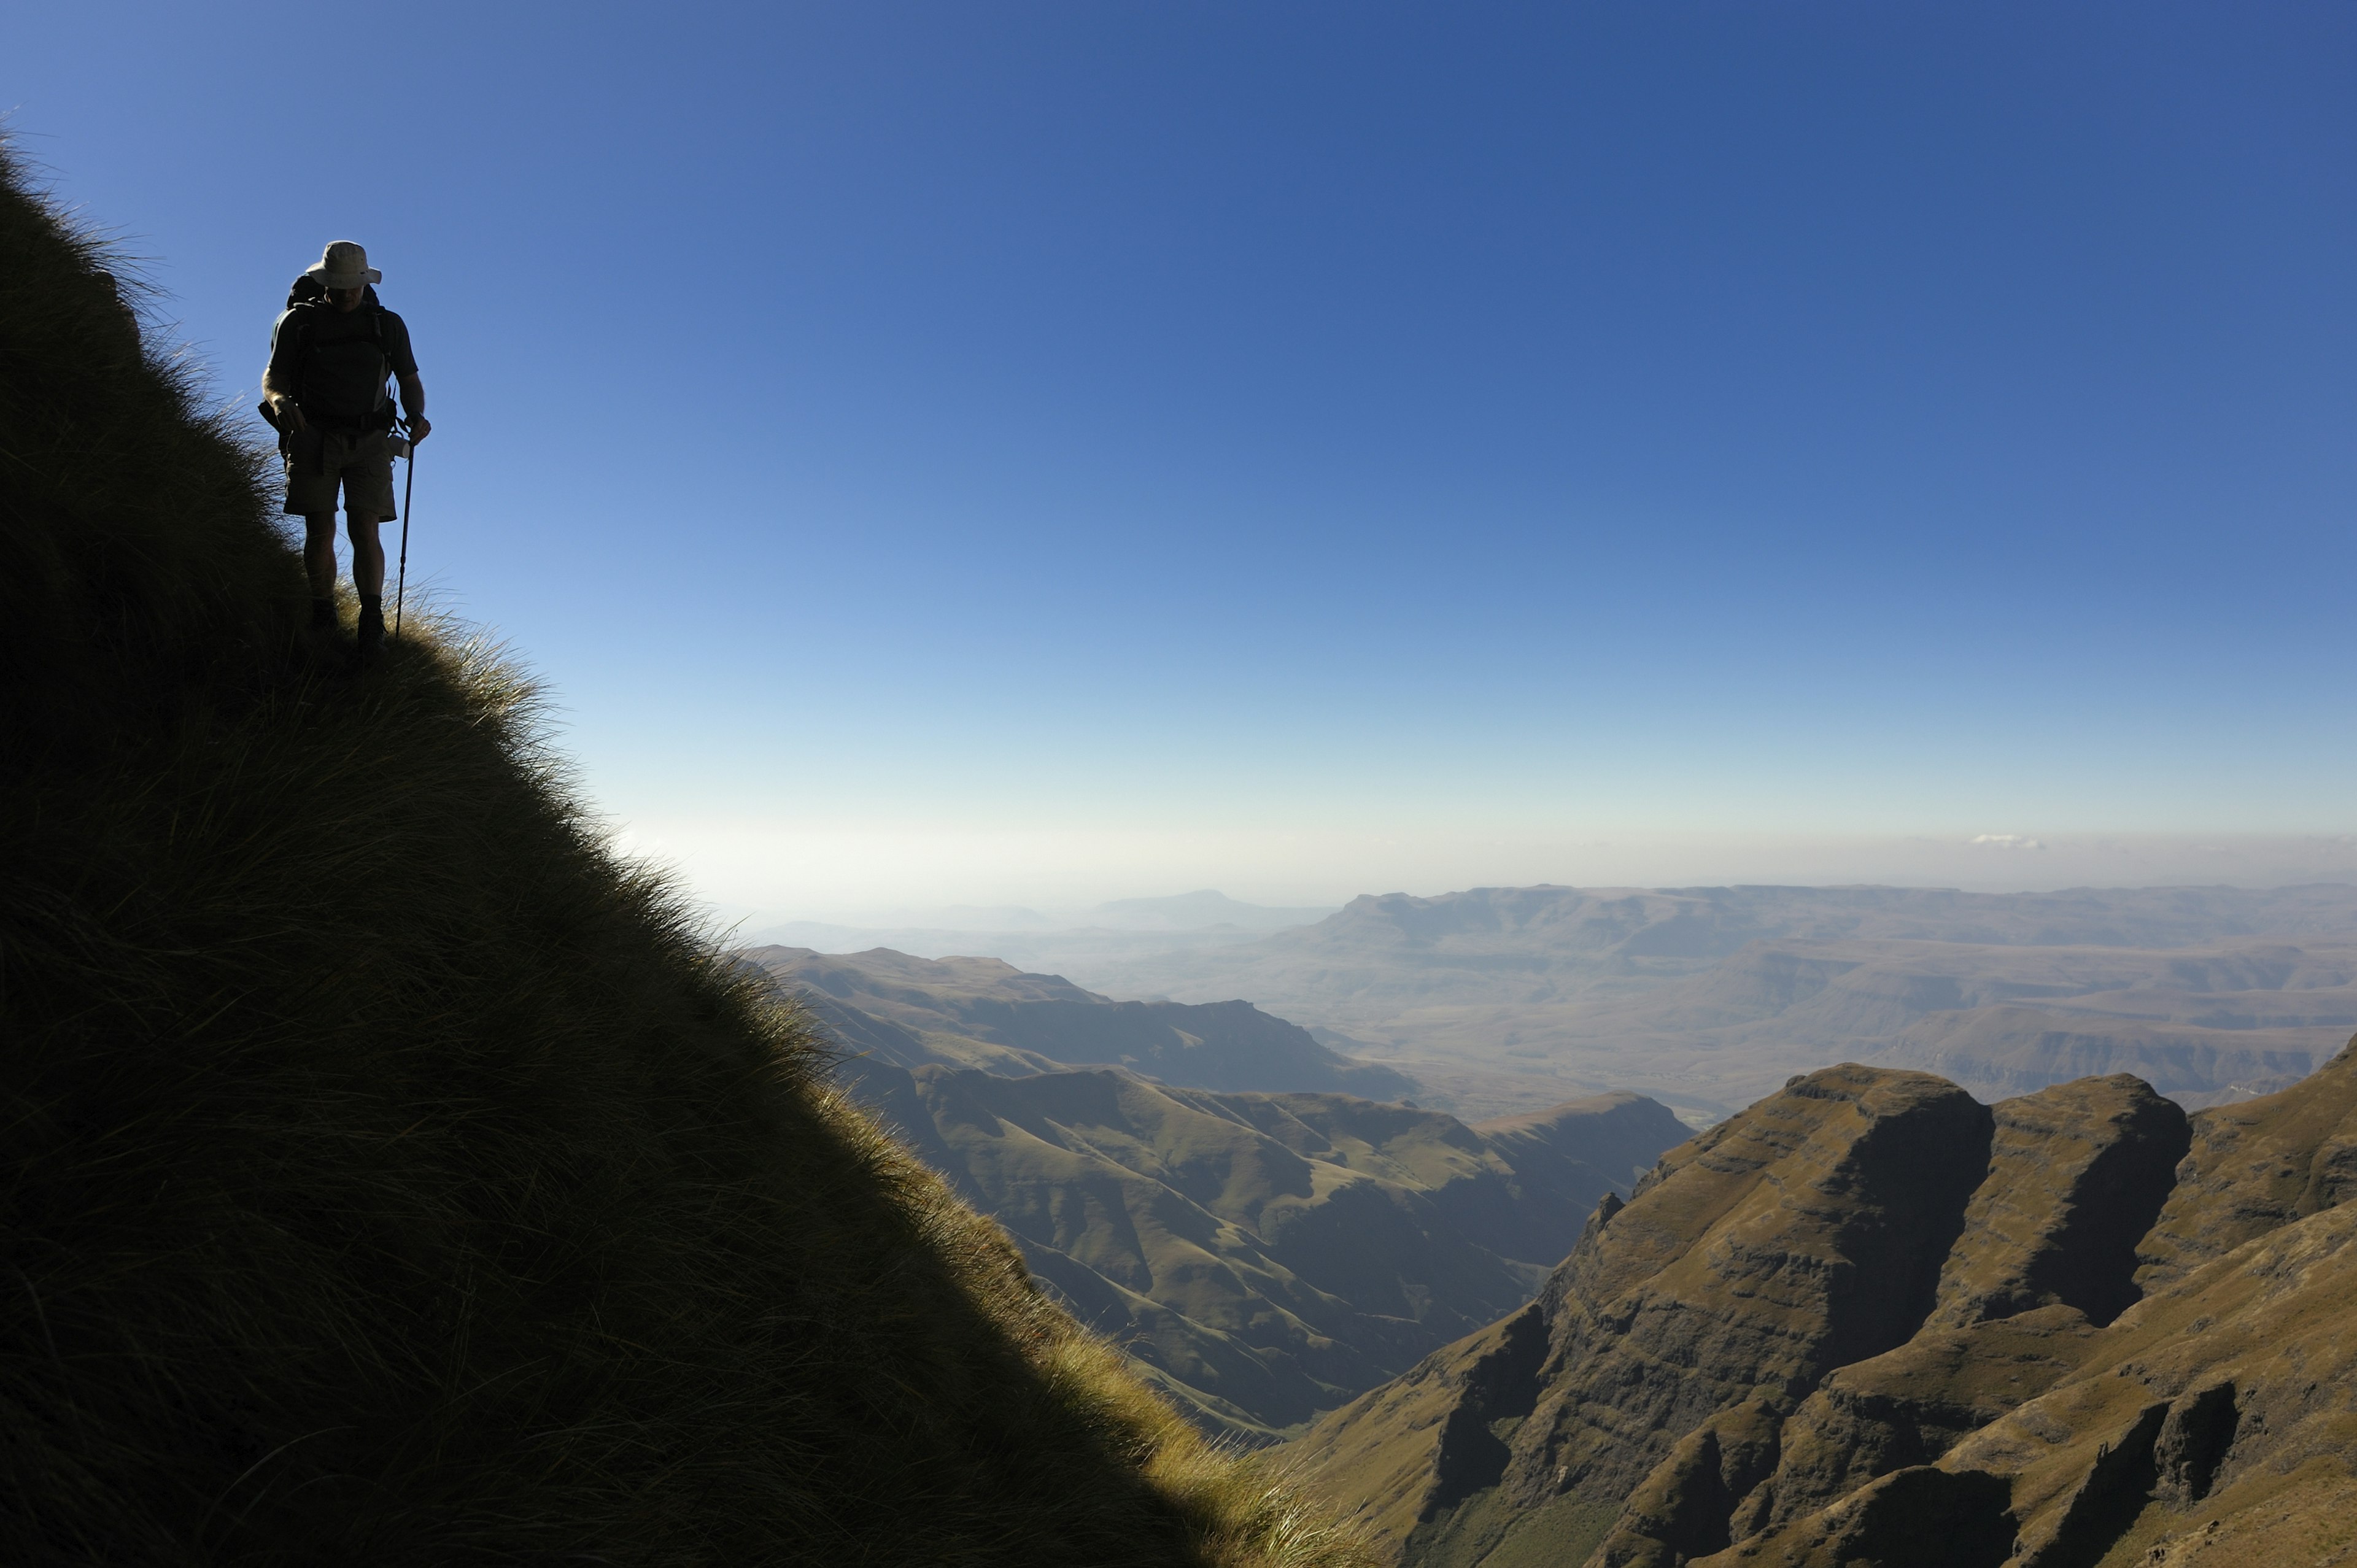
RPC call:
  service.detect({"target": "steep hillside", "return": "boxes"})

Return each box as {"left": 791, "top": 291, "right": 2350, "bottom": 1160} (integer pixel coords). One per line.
{"left": 1291, "top": 1045, "right": 2357, "bottom": 1568}
{"left": 844, "top": 1061, "right": 1686, "bottom": 1437}
{"left": 0, "top": 150, "right": 1366, "bottom": 1565}
{"left": 747, "top": 944, "right": 1415, "bottom": 1097}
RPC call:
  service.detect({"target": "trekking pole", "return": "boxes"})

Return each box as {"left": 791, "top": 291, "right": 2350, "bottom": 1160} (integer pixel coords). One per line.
{"left": 394, "top": 431, "right": 415, "bottom": 641}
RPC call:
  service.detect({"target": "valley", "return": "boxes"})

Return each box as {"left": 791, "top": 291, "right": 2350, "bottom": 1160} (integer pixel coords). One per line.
{"left": 743, "top": 946, "right": 1688, "bottom": 1436}
{"left": 745, "top": 897, "right": 2357, "bottom": 1560}
{"left": 844, "top": 1059, "right": 1684, "bottom": 1438}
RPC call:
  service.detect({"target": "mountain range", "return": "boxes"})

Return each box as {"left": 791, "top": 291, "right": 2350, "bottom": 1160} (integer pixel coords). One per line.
{"left": 763, "top": 884, "right": 2357, "bottom": 1120}
{"left": 1289, "top": 1038, "right": 2357, "bottom": 1567}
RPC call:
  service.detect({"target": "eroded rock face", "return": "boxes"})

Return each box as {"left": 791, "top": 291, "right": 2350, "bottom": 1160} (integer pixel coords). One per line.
{"left": 1686, "top": 1043, "right": 2357, "bottom": 1568}
{"left": 1291, "top": 1301, "right": 1554, "bottom": 1549}
{"left": 1564, "top": 1072, "right": 2188, "bottom": 1568}
{"left": 1396, "top": 1065, "right": 1995, "bottom": 1566}
{"left": 1295, "top": 1052, "right": 2357, "bottom": 1568}
{"left": 1931, "top": 1074, "right": 2189, "bottom": 1329}
{"left": 1694, "top": 1465, "right": 2018, "bottom": 1568}
{"left": 1585, "top": 1400, "right": 1785, "bottom": 1568}
{"left": 1511, "top": 1068, "right": 1992, "bottom": 1489}
{"left": 1928, "top": 1197, "right": 2357, "bottom": 1568}
{"left": 1752, "top": 1304, "right": 2098, "bottom": 1530}
{"left": 2135, "top": 1039, "right": 2357, "bottom": 1291}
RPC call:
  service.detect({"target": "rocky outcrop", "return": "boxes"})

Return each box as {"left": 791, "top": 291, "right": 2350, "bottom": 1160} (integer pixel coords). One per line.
{"left": 1931, "top": 1075, "right": 2189, "bottom": 1328}
{"left": 1680, "top": 1076, "right": 2185, "bottom": 1544}
{"left": 1290, "top": 1302, "right": 1554, "bottom": 1548}
{"left": 1293, "top": 1051, "right": 2357, "bottom": 1568}
{"left": 1749, "top": 1305, "right": 2098, "bottom": 1531}
{"left": 1916, "top": 1196, "right": 2355, "bottom": 1568}
{"left": 1697, "top": 1465, "right": 2019, "bottom": 1568}
{"left": 1301, "top": 1064, "right": 1997, "bottom": 1567}
{"left": 1484, "top": 1068, "right": 1992, "bottom": 1524}
{"left": 1681, "top": 1040, "right": 2357, "bottom": 1568}
{"left": 2134, "top": 1037, "right": 2357, "bottom": 1289}
{"left": 1585, "top": 1400, "right": 1786, "bottom": 1567}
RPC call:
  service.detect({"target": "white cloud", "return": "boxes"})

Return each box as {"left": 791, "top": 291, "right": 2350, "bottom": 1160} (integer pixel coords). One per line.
{"left": 1968, "top": 833, "right": 2046, "bottom": 850}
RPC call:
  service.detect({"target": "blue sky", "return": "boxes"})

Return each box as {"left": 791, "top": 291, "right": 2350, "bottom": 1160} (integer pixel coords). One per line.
{"left": 12, "top": 2, "right": 2357, "bottom": 913}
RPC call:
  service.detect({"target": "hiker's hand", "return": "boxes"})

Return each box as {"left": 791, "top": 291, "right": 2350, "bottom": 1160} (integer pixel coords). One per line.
{"left": 274, "top": 396, "right": 308, "bottom": 433}
{"left": 407, "top": 415, "right": 431, "bottom": 443}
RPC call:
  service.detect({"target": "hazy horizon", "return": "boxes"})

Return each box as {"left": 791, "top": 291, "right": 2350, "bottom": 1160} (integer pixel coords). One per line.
{"left": 670, "top": 833, "right": 2357, "bottom": 935}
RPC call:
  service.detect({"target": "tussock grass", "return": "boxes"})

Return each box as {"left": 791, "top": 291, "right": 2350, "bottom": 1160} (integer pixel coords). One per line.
{"left": 0, "top": 144, "right": 1373, "bottom": 1566}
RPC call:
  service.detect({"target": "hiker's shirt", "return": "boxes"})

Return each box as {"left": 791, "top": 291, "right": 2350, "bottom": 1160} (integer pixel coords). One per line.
{"left": 265, "top": 303, "right": 419, "bottom": 433}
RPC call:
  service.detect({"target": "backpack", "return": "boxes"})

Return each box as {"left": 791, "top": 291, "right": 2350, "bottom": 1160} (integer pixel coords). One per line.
{"left": 257, "top": 276, "right": 397, "bottom": 436}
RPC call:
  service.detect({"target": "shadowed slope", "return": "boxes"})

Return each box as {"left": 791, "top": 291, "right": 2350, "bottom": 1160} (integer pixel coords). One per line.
{"left": 0, "top": 149, "right": 1368, "bottom": 1566}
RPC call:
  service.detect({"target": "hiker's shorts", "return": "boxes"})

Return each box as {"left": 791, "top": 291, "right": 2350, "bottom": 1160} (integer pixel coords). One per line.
{"left": 282, "top": 427, "right": 398, "bottom": 519}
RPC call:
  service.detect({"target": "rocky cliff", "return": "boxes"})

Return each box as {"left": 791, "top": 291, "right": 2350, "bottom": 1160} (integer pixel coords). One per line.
{"left": 1294, "top": 1046, "right": 2357, "bottom": 1568}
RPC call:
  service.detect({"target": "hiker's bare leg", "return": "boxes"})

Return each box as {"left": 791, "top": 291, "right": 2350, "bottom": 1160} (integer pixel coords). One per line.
{"left": 303, "top": 514, "right": 339, "bottom": 599}
{"left": 347, "top": 516, "right": 385, "bottom": 600}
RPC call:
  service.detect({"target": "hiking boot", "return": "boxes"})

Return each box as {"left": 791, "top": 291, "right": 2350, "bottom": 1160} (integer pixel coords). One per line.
{"left": 356, "top": 600, "right": 385, "bottom": 662}
{"left": 309, "top": 597, "right": 338, "bottom": 637}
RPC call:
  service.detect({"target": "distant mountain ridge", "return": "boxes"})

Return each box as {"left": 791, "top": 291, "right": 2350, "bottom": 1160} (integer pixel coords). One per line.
{"left": 1017, "top": 884, "right": 2357, "bottom": 1116}
{"left": 1086, "top": 890, "right": 1343, "bottom": 932}
{"left": 741, "top": 888, "right": 1337, "bottom": 954}
{"left": 745, "top": 944, "right": 1417, "bottom": 1098}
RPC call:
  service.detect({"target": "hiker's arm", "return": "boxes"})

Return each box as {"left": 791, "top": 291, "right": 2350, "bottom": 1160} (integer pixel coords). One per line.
{"left": 261, "top": 362, "right": 308, "bottom": 433}
{"left": 398, "top": 373, "right": 430, "bottom": 442}
{"left": 262, "top": 310, "right": 310, "bottom": 432}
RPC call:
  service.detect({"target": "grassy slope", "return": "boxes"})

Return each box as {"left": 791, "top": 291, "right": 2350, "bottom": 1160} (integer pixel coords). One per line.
{"left": 0, "top": 150, "right": 1369, "bottom": 1566}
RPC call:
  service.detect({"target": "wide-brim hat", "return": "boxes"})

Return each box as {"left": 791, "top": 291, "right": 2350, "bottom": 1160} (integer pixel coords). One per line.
{"left": 305, "top": 239, "right": 382, "bottom": 289}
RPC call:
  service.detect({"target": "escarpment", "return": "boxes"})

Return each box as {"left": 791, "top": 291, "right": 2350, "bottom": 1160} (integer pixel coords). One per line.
{"left": 1296, "top": 1044, "right": 2357, "bottom": 1568}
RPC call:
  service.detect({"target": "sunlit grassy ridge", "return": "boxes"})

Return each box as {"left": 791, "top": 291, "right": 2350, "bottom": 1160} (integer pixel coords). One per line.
{"left": 0, "top": 147, "right": 1371, "bottom": 1566}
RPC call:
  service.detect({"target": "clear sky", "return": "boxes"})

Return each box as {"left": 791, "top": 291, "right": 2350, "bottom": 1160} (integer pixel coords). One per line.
{"left": 12, "top": 3, "right": 2357, "bottom": 915}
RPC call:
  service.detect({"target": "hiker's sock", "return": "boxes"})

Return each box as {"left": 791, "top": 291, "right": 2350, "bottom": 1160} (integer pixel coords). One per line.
{"left": 311, "top": 597, "right": 336, "bottom": 630}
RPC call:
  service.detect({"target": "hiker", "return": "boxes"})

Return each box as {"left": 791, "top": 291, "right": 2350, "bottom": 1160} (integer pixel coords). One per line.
{"left": 261, "top": 241, "right": 429, "bottom": 659}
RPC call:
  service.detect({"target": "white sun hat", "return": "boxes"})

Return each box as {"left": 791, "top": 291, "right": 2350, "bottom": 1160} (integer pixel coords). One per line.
{"left": 305, "top": 240, "right": 382, "bottom": 289}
